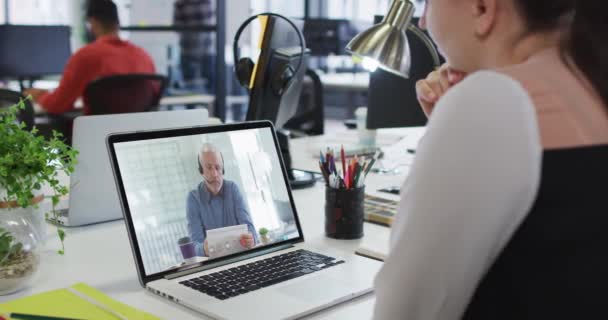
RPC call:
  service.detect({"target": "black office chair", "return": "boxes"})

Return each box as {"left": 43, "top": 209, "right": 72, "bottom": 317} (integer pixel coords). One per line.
{"left": 284, "top": 69, "right": 324, "bottom": 136}
{"left": 0, "top": 89, "right": 35, "bottom": 130}
{"left": 83, "top": 74, "right": 168, "bottom": 115}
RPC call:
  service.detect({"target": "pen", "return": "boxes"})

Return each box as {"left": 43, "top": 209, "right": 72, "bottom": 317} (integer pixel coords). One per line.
{"left": 341, "top": 145, "right": 346, "bottom": 182}
{"left": 345, "top": 163, "right": 350, "bottom": 189}
{"left": 319, "top": 161, "right": 329, "bottom": 185}
{"left": 352, "top": 158, "right": 358, "bottom": 188}
{"left": 364, "top": 158, "right": 376, "bottom": 177}
{"left": 354, "top": 158, "right": 363, "bottom": 188}
{"left": 9, "top": 313, "right": 84, "bottom": 320}
{"left": 330, "top": 150, "right": 336, "bottom": 175}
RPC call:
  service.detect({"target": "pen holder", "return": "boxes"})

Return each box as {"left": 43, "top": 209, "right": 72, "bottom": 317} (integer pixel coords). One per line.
{"left": 325, "top": 186, "right": 365, "bottom": 239}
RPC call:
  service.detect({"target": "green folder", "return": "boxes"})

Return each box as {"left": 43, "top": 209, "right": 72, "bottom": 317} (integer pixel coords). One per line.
{"left": 0, "top": 283, "right": 160, "bottom": 320}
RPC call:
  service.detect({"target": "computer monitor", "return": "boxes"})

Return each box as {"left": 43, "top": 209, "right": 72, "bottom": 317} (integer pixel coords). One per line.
{"left": 245, "top": 15, "right": 315, "bottom": 188}
{"left": 366, "top": 17, "right": 444, "bottom": 129}
{"left": 247, "top": 16, "right": 307, "bottom": 128}
{"left": 247, "top": 47, "right": 308, "bottom": 129}
{"left": 0, "top": 25, "right": 71, "bottom": 80}
{"left": 303, "top": 19, "right": 359, "bottom": 56}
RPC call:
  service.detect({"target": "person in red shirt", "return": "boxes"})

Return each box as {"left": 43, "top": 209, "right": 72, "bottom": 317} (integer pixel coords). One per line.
{"left": 24, "top": 0, "right": 156, "bottom": 115}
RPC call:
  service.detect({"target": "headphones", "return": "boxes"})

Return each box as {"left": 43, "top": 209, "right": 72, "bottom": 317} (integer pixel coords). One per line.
{"left": 233, "top": 12, "right": 306, "bottom": 96}
{"left": 197, "top": 153, "right": 225, "bottom": 175}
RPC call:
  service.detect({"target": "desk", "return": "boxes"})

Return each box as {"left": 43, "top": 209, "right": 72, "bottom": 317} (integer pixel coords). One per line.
{"left": 290, "top": 126, "right": 425, "bottom": 202}
{"left": 0, "top": 127, "right": 425, "bottom": 319}
{"left": 32, "top": 95, "right": 247, "bottom": 115}
{"left": 318, "top": 72, "right": 369, "bottom": 92}
{"left": 159, "top": 95, "right": 249, "bottom": 108}
{"left": 21, "top": 79, "right": 247, "bottom": 115}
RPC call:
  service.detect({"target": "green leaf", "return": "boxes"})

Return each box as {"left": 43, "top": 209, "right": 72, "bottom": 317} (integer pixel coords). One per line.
{"left": 0, "top": 99, "right": 78, "bottom": 255}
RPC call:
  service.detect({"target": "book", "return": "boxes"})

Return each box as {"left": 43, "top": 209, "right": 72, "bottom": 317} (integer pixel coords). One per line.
{"left": 0, "top": 283, "right": 160, "bottom": 320}
{"left": 355, "top": 228, "right": 390, "bottom": 262}
{"left": 363, "top": 194, "right": 398, "bottom": 226}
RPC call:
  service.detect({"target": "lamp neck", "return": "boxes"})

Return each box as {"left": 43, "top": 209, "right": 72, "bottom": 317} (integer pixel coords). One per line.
{"left": 383, "top": 0, "right": 415, "bottom": 29}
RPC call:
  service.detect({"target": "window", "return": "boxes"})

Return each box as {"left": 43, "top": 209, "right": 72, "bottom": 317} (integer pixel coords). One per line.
{"left": 250, "top": 0, "right": 305, "bottom": 18}
{"left": 0, "top": 0, "right": 5, "bottom": 24}
{"left": 8, "top": 0, "right": 71, "bottom": 25}
{"left": 327, "top": 0, "right": 390, "bottom": 22}
{"left": 327, "top": 0, "right": 425, "bottom": 22}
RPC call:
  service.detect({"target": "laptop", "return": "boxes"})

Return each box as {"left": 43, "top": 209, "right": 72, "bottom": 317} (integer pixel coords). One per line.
{"left": 50, "top": 109, "right": 209, "bottom": 227}
{"left": 106, "top": 121, "right": 382, "bottom": 320}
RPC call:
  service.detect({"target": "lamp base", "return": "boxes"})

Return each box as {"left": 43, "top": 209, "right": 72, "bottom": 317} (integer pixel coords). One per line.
{"left": 288, "top": 169, "right": 316, "bottom": 189}
{"left": 277, "top": 129, "right": 316, "bottom": 190}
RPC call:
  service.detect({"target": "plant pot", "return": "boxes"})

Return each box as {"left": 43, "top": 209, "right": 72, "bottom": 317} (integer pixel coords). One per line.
{"left": 0, "top": 198, "right": 42, "bottom": 295}
{"left": 260, "top": 234, "right": 271, "bottom": 245}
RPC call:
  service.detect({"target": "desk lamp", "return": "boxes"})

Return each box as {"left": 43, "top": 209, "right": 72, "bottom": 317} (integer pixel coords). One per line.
{"left": 345, "top": 0, "right": 441, "bottom": 77}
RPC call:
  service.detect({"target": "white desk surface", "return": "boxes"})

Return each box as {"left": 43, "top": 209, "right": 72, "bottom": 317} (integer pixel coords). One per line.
{"left": 0, "top": 126, "right": 425, "bottom": 319}
{"left": 21, "top": 79, "right": 246, "bottom": 115}
{"left": 33, "top": 95, "right": 247, "bottom": 115}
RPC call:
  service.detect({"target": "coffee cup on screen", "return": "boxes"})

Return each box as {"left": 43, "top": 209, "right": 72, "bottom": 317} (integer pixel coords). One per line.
{"left": 178, "top": 236, "right": 196, "bottom": 263}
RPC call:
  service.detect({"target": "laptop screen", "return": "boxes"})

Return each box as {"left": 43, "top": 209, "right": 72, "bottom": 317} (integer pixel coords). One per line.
{"left": 111, "top": 125, "right": 302, "bottom": 277}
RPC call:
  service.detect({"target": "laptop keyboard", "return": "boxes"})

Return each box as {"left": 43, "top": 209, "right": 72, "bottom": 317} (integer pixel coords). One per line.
{"left": 179, "top": 249, "right": 344, "bottom": 300}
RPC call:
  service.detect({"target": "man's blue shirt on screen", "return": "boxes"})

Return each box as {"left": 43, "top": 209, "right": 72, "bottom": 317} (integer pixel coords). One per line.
{"left": 186, "top": 180, "right": 258, "bottom": 256}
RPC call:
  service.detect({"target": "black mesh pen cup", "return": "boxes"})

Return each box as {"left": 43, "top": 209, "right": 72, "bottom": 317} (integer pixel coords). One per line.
{"left": 325, "top": 186, "right": 365, "bottom": 239}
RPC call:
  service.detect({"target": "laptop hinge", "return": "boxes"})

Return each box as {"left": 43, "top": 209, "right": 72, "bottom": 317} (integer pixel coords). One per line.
{"left": 165, "top": 244, "right": 295, "bottom": 280}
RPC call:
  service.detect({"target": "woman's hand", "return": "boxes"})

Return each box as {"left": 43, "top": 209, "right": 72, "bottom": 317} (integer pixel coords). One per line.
{"left": 415, "top": 64, "right": 467, "bottom": 117}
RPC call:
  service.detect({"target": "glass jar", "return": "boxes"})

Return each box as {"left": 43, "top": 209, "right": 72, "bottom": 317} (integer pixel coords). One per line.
{"left": 0, "top": 205, "right": 41, "bottom": 295}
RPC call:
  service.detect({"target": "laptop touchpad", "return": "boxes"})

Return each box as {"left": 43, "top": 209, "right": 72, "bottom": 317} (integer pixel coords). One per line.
{"left": 278, "top": 275, "right": 352, "bottom": 303}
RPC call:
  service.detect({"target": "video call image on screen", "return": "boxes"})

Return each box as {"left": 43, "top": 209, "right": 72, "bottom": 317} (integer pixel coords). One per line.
{"left": 113, "top": 128, "right": 300, "bottom": 275}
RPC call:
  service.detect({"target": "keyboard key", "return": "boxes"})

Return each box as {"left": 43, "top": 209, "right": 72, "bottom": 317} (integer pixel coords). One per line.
{"left": 245, "top": 284, "right": 261, "bottom": 291}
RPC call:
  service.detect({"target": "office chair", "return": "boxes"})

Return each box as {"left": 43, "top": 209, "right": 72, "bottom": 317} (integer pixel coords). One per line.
{"left": 83, "top": 74, "right": 168, "bottom": 115}
{"left": 0, "top": 89, "right": 35, "bottom": 130}
{"left": 284, "top": 69, "right": 324, "bottom": 136}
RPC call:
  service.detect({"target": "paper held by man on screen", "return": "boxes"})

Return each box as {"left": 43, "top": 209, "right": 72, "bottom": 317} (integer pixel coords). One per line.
{"left": 206, "top": 224, "right": 249, "bottom": 259}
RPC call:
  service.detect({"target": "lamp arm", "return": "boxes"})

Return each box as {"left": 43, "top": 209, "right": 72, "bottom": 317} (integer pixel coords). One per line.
{"left": 407, "top": 24, "right": 442, "bottom": 68}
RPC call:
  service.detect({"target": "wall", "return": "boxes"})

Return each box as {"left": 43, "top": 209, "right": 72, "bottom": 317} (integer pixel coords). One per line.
{"left": 125, "top": 0, "right": 178, "bottom": 76}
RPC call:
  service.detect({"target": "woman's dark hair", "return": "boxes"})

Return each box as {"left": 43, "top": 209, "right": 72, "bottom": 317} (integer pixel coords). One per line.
{"left": 86, "top": 0, "right": 120, "bottom": 28}
{"left": 514, "top": 1, "right": 608, "bottom": 108}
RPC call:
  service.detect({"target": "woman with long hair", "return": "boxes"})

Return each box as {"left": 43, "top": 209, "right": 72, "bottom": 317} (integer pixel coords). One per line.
{"left": 373, "top": 1, "right": 608, "bottom": 319}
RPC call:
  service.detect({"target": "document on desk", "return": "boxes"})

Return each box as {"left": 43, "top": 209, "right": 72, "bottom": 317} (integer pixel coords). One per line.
{"left": 206, "top": 224, "right": 248, "bottom": 259}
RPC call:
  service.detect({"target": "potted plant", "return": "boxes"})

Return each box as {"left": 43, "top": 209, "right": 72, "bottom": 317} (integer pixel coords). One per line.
{"left": 258, "top": 227, "right": 271, "bottom": 245}
{"left": 0, "top": 99, "right": 78, "bottom": 295}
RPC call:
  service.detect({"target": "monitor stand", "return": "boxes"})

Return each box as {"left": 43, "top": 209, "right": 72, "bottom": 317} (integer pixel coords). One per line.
{"left": 277, "top": 129, "right": 316, "bottom": 189}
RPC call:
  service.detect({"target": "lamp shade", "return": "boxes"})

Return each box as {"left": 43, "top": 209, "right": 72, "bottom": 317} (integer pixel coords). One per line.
{"left": 345, "top": 0, "right": 416, "bottom": 78}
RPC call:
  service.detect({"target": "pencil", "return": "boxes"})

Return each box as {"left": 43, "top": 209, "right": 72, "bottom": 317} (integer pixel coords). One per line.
{"left": 341, "top": 145, "right": 346, "bottom": 182}
{"left": 9, "top": 313, "right": 84, "bottom": 320}
{"left": 364, "top": 157, "right": 376, "bottom": 177}
{"left": 319, "top": 162, "right": 329, "bottom": 185}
